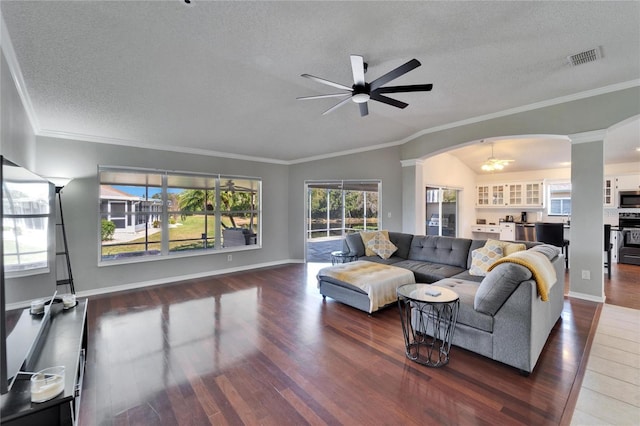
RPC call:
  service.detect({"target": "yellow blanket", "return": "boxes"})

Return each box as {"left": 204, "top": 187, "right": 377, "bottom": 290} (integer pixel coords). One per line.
{"left": 487, "top": 250, "right": 556, "bottom": 301}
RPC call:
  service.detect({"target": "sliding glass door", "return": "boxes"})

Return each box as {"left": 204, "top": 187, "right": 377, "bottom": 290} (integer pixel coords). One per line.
{"left": 306, "top": 180, "right": 381, "bottom": 261}
{"left": 307, "top": 180, "right": 380, "bottom": 239}
{"left": 426, "top": 186, "right": 459, "bottom": 237}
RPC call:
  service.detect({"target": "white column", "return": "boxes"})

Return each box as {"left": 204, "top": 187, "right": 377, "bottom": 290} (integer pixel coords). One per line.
{"left": 568, "top": 130, "right": 606, "bottom": 302}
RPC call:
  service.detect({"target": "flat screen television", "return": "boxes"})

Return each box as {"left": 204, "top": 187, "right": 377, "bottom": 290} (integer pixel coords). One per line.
{"left": 1, "top": 155, "right": 57, "bottom": 394}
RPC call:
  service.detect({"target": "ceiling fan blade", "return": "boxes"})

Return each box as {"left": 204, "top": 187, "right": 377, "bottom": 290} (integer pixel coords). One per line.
{"left": 374, "top": 84, "right": 433, "bottom": 94}
{"left": 301, "top": 74, "right": 352, "bottom": 91}
{"left": 359, "top": 102, "right": 369, "bottom": 117}
{"left": 350, "top": 55, "right": 366, "bottom": 86}
{"left": 369, "top": 59, "right": 421, "bottom": 91}
{"left": 322, "top": 96, "right": 353, "bottom": 115}
{"left": 297, "top": 93, "right": 351, "bottom": 100}
{"left": 369, "top": 92, "right": 408, "bottom": 109}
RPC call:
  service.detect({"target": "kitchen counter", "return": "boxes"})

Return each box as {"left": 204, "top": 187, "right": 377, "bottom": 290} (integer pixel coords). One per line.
{"left": 513, "top": 222, "right": 569, "bottom": 241}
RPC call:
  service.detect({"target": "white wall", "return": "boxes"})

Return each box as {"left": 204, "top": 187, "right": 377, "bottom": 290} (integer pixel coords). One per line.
{"left": 421, "top": 153, "right": 477, "bottom": 238}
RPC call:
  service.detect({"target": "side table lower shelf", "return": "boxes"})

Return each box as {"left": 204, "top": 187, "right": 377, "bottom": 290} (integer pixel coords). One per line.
{"left": 397, "top": 284, "right": 459, "bottom": 367}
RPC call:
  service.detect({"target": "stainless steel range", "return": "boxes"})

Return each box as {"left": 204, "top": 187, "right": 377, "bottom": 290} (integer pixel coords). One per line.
{"left": 619, "top": 212, "right": 640, "bottom": 265}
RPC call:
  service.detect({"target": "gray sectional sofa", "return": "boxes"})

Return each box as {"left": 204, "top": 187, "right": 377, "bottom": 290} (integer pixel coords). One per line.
{"left": 317, "top": 231, "right": 565, "bottom": 373}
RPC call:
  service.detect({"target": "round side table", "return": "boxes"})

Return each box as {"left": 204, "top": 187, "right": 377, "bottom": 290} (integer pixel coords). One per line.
{"left": 397, "top": 283, "right": 460, "bottom": 367}
{"left": 330, "top": 251, "right": 358, "bottom": 265}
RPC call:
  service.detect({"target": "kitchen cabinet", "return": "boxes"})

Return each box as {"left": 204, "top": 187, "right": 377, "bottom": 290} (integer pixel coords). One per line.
{"left": 475, "top": 184, "right": 506, "bottom": 207}
{"left": 604, "top": 177, "right": 615, "bottom": 207}
{"left": 476, "top": 181, "right": 544, "bottom": 208}
{"left": 611, "top": 229, "right": 622, "bottom": 263}
{"left": 507, "top": 183, "right": 523, "bottom": 206}
{"left": 471, "top": 224, "right": 501, "bottom": 234}
{"left": 523, "top": 181, "right": 544, "bottom": 206}
{"left": 471, "top": 223, "right": 515, "bottom": 240}
{"left": 500, "top": 223, "right": 515, "bottom": 240}
{"left": 615, "top": 174, "right": 640, "bottom": 191}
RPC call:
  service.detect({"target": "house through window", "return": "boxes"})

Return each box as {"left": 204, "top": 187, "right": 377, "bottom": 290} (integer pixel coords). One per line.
{"left": 99, "top": 167, "right": 261, "bottom": 263}
{"left": 547, "top": 181, "right": 571, "bottom": 216}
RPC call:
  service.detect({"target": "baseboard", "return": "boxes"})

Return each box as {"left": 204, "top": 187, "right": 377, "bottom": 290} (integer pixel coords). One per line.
{"left": 567, "top": 291, "right": 606, "bottom": 303}
{"left": 76, "top": 259, "right": 305, "bottom": 299}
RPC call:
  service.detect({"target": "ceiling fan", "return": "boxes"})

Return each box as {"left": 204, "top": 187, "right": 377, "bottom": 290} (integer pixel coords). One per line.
{"left": 297, "top": 55, "right": 433, "bottom": 117}
{"left": 481, "top": 142, "right": 514, "bottom": 172}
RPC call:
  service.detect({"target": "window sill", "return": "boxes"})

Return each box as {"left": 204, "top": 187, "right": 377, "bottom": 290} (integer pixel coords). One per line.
{"left": 98, "top": 244, "right": 261, "bottom": 267}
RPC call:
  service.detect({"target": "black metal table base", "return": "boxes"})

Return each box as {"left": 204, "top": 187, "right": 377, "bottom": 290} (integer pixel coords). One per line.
{"left": 398, "top": 299, "right": 459, "bottom": 367}
{"left": 330, "top": 251, "right": 358, "bottom": 265}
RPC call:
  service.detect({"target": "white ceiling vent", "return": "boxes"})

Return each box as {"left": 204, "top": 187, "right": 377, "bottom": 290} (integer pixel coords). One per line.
{"left": 567, "top": 47, "right": 602, "bottom": 66}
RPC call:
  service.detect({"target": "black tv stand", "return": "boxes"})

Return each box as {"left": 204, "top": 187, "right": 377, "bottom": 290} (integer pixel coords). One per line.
{"left": 1, "top": 299, "right": 87, "bottom": 426}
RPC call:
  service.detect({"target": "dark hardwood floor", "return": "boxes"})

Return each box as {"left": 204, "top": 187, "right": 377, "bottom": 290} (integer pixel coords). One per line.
{"left": 79, "top": 262, "right": 638, "bottom": 425}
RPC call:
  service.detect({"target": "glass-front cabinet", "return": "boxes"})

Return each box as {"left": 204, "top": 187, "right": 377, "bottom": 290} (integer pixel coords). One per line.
{"left": 507, "top": 183, "right": 523, "bottom": 206}
{"left": 476, "top": 184, "right": 506, "bottom": 207}
{"left": 476, "top": 185, "right": 490, "bottom": 206}
{"left": 476, "top": 181, "right": 544, "bottom": 208}
{"left": 524, "top": 182, "right": 543, "bottom": 206}
{"left": 604, "top": 177, "right": 614, "bottom": 207}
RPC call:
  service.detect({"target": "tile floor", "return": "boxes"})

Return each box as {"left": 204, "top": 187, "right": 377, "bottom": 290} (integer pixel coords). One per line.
{"left": 571, "top": 304, "right": 640, "bottom": 425}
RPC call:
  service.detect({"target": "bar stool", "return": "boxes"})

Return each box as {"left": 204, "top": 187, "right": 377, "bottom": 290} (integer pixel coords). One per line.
{"left": 534, "top": 223, "right": 569, "bottom": 269}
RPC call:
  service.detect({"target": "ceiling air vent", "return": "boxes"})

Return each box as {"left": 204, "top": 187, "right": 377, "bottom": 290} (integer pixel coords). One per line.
{"left": 567, "top": 47, "right": 602, "bottom": 66}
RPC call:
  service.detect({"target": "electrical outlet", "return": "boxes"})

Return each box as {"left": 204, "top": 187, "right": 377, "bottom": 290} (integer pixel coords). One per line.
{"left": 227, "top": 254, "right": 232, "bottom": 262}
{"left": 387, "top": 212, "right": 392, "bottom": 218}
{"left": 581, "top": 270, "right": 590, "bottom": 280}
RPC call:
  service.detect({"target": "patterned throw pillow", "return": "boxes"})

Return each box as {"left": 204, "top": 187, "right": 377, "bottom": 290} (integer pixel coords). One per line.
{"left": 469, "top": 244, "right": 504, "bottom": 276}
{"left": 485, "top": 239, "right": 526, "bottom": 256}
{"left": 360, "top": 230, "right": 390, "bottom": 256}
{"left": 367, "top": 233, "right": 398, "bottom": 259}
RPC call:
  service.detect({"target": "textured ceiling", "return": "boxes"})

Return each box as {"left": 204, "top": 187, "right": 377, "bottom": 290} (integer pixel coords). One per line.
{"left": 1, "top": 1, "right": 639, "bottom": 167}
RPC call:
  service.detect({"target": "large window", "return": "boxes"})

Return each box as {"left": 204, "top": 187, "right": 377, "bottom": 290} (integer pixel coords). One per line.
{"left": 547, "top": 181, "right": 571, "bottom": 216}
{"left": 99, "top": 167, "right": 261, "bottom": 263}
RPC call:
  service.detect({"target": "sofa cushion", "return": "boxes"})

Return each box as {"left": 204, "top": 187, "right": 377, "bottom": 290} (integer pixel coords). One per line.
{"left": 450, "top": 270, "right": 484, "bottom": 283}
{"left": 367, "top": 233, "right": 398, "bottom": 259}
{"left": 344, "top": 233, "right": 366, "bottom": 257}
{"left": 387, "top": 232, "right": 413, "bottom": 259}
{"left": 432, "top": 279, "right": 493, "bottom": 333}
{"left": 408, "top": 236, "right": 472, "bottom": 269}
{"left": 474, "top": 262, "right": 533, "bottom": 315}
{"left": 469, "top": 244, "right": 504, "bottom": 276}
{"left": 393, "top": 260, "right": 466, "bottom": 283}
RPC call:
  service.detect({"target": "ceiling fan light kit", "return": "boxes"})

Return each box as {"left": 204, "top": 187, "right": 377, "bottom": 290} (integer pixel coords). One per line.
{"left": 481, "top": 142, "right": 513, "bottom": 172}
{"left": 297, "top": 55, "right": 433, "bottom": 117}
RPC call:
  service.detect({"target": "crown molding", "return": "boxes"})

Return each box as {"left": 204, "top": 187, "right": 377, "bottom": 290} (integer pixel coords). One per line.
{"left": 400, "top": 80, "right": 640, "bottom": 143}
{"left": 568, "top": 129, "right": 607, "bottom": 144}
{"left": 400, "top": 159, "right": 424, "bottom": 168}
{"left": 37, "top": 129, "right": 291, "bottom": 165}
{"left": 288, "top": 139, "right": 405, "bottom": 165}
{"left": 1, "top": 13, "right": 40, "bottom": 133}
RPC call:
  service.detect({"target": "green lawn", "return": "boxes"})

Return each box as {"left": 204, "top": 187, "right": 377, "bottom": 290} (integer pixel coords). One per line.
{"left": 101, "top": 215, "right": 250, "bottom": 255}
